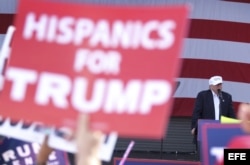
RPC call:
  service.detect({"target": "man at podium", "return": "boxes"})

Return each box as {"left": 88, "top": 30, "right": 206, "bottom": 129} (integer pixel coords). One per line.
{"left": 190, "top": 76, "right": 236, "bottom": 152}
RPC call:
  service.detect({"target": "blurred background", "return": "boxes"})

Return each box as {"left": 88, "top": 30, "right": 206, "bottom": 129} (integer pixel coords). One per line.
{"left": 0, "top": 0, "right": 249, "bottom": 165}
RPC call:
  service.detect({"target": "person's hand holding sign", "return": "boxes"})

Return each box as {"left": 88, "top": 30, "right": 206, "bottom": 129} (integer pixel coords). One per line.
{"left": 36, "top": 113, "right": 104, "bottom": 165}
{"left": 75, "top": 114, "right": 104, "bottom": 165}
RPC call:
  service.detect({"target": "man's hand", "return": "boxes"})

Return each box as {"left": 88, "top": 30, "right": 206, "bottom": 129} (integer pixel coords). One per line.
{"left": 36, "top": 135, "right": 53, "bottom": 164}
{"left": 191, "top": 128, "right": 196, "bottom": 135}
{"left": 75, "top": 114, "right": 104, "bottom": 165}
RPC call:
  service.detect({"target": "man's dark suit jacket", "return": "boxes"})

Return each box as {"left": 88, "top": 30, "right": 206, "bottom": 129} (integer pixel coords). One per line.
{"left": 191, "top": 89, "right": 236, "bottom": 133}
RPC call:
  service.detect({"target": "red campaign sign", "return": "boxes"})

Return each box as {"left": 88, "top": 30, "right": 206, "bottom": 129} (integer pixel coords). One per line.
{"left": 0, "top": 0, "right": 189, "bottom": 138}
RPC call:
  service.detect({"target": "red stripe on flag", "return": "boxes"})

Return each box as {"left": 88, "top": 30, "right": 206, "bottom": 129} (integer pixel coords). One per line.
{"left": 172, "top": 98, "right": 195, "bottom": 116}
{"left": 222, "top": 0, "right": 250, "bottom": 3}
{"left": 172, "top": 98, "right": 241, "bottom": 116}
{"left": 180, "top": 59, "right": 250, "bottom": 83}
{"left": 0, "top": 14, "right": 14, "bottom": 34}
{"left": 188, "top": 19, "right": 250, "bottom": 43}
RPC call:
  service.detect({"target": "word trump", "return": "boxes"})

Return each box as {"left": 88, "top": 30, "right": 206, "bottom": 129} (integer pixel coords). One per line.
{"left": 6, "top": 67, "right": 171, "bottom": 114}
{"left": 228, "top": 153, "right": 246, "bottom": 160}
{"left": 22, "top": 12, "right": 176, "bottom": 50}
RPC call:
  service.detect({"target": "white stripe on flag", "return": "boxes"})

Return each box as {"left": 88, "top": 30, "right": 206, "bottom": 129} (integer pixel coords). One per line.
{"left": 187, "top": 0, "right": 250, "bottom": 23}
{"left": 0, "top": 35, "right": 6, "bottom": 49}
{"left": 174, "top": 78, "right": 250, "bottom": 103}
{"left": 0, "top": 0, "right": 17, "bottom": 14}
{"left": 182, "top": 39, "right": 250, "bottom": 64}
{"left": 160, "top": 0, "right": 250, "bottom": 23}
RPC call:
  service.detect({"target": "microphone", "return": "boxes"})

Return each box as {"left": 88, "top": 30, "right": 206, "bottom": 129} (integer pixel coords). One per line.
{"left": 217, "top": 89, "right": 224, "bottom": 102}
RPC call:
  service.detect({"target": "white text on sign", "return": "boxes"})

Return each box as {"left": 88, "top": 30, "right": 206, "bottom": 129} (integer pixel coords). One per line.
{"left": 6, "top": 67, "right": 171, "bottom": 114}
{"left": 74, "top": 49, "right": 121, "bottom": 75}
{"left": 22, "top": 12, "right": 176, "bottom": 50}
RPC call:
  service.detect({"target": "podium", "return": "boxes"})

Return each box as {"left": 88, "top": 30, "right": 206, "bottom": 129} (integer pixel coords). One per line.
{"left": 197, "top": 119, "right": 220, "bottom": 142}
{"left": 197, "top": 119, "right": 220, "bottom": 162}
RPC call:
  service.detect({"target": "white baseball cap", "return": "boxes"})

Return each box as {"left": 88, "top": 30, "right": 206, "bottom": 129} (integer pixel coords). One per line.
{"left": 209, "top": 76, "right": 223, "bottom": 85}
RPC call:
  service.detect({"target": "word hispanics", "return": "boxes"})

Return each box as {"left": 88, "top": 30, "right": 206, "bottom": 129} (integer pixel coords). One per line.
{"left": 22, "top": 12, "right": 176, "bottom": 49}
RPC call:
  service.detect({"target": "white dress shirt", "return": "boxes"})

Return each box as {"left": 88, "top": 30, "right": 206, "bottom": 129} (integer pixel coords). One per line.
{"left": 212, "top": 90, "right": 220, "bottom": 120}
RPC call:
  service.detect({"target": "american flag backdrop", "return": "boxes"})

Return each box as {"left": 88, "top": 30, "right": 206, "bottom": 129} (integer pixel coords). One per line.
{"left": 0, "top": 0, "right": 250, "bottom": 117}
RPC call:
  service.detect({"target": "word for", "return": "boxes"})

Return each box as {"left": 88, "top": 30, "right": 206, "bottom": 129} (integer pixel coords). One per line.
{"left": 74, "top": 49, "right": 121, "bottom": 75}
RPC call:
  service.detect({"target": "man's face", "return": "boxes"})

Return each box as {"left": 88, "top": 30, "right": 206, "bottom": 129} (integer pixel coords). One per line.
{"left": 210, "top": 83, "right": 222, "bottom": 94}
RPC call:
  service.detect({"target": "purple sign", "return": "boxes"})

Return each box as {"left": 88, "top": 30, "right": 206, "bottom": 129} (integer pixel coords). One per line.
{"left": 197, "top": 119, "right": 219, "bottom": 141}
{"left": 0, "top": 137, "right": 69, "bottom": 165}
